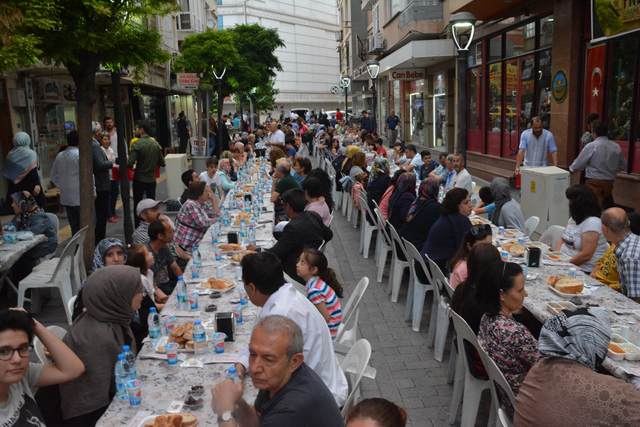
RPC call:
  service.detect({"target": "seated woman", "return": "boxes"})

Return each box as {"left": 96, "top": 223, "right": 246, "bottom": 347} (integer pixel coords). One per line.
{"left": 1, "top": 308, "right": 84, "bottom": 426}
{"left": 344, "top": 152, "right": 367, "bottom": 194}
{"left": 306, "top": 168, "right": 334, "bottom": 213}
{"left": 386, "top": 172, "right": 416, "bottom": 231}
{"left": 8, "top": 191, "right": 58, "bottom": 283}
{"left": 421, "top": 188, "right": 473, "bottom": 275}
{"left": 490, "top": 177, "right": 525, "bottom": 232}
{"left": 216, "top": 159, "right": 235, "bottom": 198}
{"left": 449, "top": 224, "right": 493, "bottom": 289}
{"left": 2, "top": 133, "right": 45, "bottom": 214}
{"left": 175, "top": 181, "right": 215, "bottom": 253}
{"left": 268, "top": 147, "right": 286, "bottom": 172}
{"left": 292, "top": 156, "right": 312, "bottom": 184}
{"left": 399, "top": 178, "right": 441, "bottom": 252}
{"left": 296, "top": 249, "right": 344, "bottom": 340}
{"left": 476, "top": 261, "right": 539, "bottom": 395}
{"left": 340, "top": 145, "right": 359, "bottom": 178}
{"left": 346, "top": 398, "right": 407, "bottom": 427}
{"left": 366, "top": 158, "right": 391, "bottom": 224}
{"left": 556, "top": 185, "right": 608, "bottom": 274}
{"left": 515, "top": 307, "right": 640, "bottom": 426}
{"left": 302, "top": 176, "right": 332, "bottom": 226}
{"left": 59, "top": 266, "right": 144, "bottom": 426}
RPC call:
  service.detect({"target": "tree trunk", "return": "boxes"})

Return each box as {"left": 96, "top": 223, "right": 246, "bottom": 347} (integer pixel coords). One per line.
{"left": 68, "top": 54, "right": 100, "bottom": 271}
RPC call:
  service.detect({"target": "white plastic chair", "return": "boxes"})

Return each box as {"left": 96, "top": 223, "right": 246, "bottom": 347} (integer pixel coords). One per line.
{"left": 350, "top": 187, "right": 359, "bottom": 227}
{"left": 386, "top": 223, "right": 411, "bottom": 304}
{"left": 33, "top": 325, "right": 68, "bottom": 364}
{"left": 67, "top": 294, "right": 77, "bottom": 318}
{"left": 498, "top": 407, "right": 514, "bottom": 427}
{"left": 283, "top": 272, "right": 306, "bottom": 295}
{"left": 19, "top": 228, "right": 85, "bottom": 324}
{"left": 471, "top": 181, "right": 477, "bottom": 192}
{"left": 402, "top": 238, "right": 434, "bottom": 332}
{"left": 341, "top": 191, "right": 349, "bottom": 216}
{"left": 470, "top": 190, "right": 482, "bottom": 208}
{"left": 539, "top": 225, "right": 565, "bottom": 248}
{"left": 346, "top": 191, "right": 354, "bottom": 222}
{"left": 449, "top": 309, "right": 494, "bottom": 427}
{"left": 427, "top": 255, "right": 452, "bottom": 362}
{"left": 34, "top": 226, "right": 88, "bottom": 295}
{"left": 335, "top": 277, "right": 369, "bottom": 347}
{"left": 356, "top": 194, "right": 377, "bottom": 259}
{"left": 373, "top": 207, "right": 392, "bottom": 283}
{"left": 45, "top": 213, "right": 60, "bottom": 234}
{"left": 478, "top": 336, "right": 517, "bottom": 427}
{"left": 524, "top": 215, "right": 540, "bottom": 239}
{"left": 340, "top": 339, "right": 372, "bottom": 419}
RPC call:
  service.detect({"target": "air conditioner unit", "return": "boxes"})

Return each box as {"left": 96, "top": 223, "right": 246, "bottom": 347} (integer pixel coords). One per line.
{"left": 335, "top": 30, "right": 343, "bottom": 42}
{"left": 367, "top": 33, "right": 385, "bottom": 53}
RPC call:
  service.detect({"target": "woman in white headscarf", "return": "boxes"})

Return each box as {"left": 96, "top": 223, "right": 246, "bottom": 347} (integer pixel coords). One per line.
{"left": 2, "top": 132, "right": 45, "bottom": 212}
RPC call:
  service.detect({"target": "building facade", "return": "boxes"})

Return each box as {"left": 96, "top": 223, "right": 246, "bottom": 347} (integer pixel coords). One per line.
{"left": 217, "top": 0, "right": 343, "bottom": 115}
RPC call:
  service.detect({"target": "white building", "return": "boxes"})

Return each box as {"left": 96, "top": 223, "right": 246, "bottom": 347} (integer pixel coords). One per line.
{"left": 217, "top": 0, "right": 343, "bottom": 115}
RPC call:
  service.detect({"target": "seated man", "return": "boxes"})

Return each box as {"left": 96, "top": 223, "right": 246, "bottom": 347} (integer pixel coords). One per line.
{"left": 180, "top": 169, "right": 200, "bottom": 205}
{"left": 418, "top": 150, "right": 439, "bottom": 181}
{"left": 233, "top": 253, "right": 348, "bottom": 407}
{"left": 213, "top": 315, "right": 344, "bottom": 427}
{"left": 147, "top": 219, "right": 183, "bottom": 295}
{"left": 602, "top": 208, "right": 640, "bottom": 302}
{"left": 249, "top": 189, "right": 332, "bottom": 283}
{"left": 270, "top": 160, "right": 300, "bottom": 204}
{"left": 451, "top": 153, "right": 473, "bottom": 194}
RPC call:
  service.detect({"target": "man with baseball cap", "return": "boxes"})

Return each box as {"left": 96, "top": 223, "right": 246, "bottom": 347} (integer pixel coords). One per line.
{"left": 132, "top": 199, "right": 164, "bottom": 244}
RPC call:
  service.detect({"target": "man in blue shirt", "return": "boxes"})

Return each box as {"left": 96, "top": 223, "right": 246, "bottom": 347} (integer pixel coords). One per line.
{"left": 515, "top": 117, "right": 558, "bottom": 174}
{"left": 385, "top": 110, "right": 400, "bottom": 145}
{"left": 418, "top": 150, "right": 439, "bottom": 180}
{"left": 361, "top": 110, "right": 374, "bottom": 133}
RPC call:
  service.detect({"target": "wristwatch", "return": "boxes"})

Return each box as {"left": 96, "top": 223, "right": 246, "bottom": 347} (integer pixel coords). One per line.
{"left": 217, "top": 411, "right": 237, "bottom": 423}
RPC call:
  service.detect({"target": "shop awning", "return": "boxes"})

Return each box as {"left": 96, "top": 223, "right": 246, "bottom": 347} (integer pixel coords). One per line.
{"left": 378, "top": 39, "right": 456, "bottom": 75}
{"left": 451, "top": 0, "right": 534, "bottom": 22}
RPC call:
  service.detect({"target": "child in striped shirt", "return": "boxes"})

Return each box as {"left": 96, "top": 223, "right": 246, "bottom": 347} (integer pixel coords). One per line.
{"left": 296, "top": 248, "right": 344, "bottom": 339}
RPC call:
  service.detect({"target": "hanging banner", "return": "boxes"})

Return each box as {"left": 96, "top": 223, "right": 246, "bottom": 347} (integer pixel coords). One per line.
{"left": 591, "top": 0, "right": 640, "bottom": 43}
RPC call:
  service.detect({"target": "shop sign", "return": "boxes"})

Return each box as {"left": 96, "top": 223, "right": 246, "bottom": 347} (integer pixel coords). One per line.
{"left": 552, "top": 70, "right": 568, "bottom": 103}
{"left": 434, "top": 74, "right": 445, "bottom": 95}
{"left": 353, "top": 63, "right": 369, "bottom": 80}
{"left": 177, "top": 73, "right": 200, "bottom": 89}
{"left": 389, "top": 69, "right": 426, "bottom": 81}
{"left": 42, "top": 78, "right": 61, "bottom": 103}
{"left": 591, "top": 0, "right": 640, "bottom": 43}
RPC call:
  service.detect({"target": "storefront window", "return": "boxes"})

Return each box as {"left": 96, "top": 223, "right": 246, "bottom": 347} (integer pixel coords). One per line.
{"left": 468, "top": 68, "right": 481, "bottom": 131}
{"left": 469, "top": 43, "right": 483, "bottom": 67}
{"left": 540, "top": 16, "right": 554, "bottom": 49}
{"left": 506, "top": 23, "right": 535, "bottom": 57}
{"left": 520, "top": 56, "right": 536, "bottom": 129}
{"left": 489, "top": 36, "right": 502, "bottom": 62}
{"left": 488, "top": 63, "right": 503, "bottom": 132}
{"left": 433, "top": 74, "right": 445, "bottom": 147}
{"left": 608, "top": 39, "right": 637, "bottom": 142}
{"left": 538, "top": 50, "right": 552, "bottom": 129}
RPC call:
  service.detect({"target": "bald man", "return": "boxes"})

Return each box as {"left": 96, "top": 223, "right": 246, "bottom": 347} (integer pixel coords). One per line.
{"left": 602, "top": 208, "right": 640, "bottom": 302}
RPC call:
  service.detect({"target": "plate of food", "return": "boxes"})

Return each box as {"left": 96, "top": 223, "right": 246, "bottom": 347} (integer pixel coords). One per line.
{"left": 543, "top": 252, "right": 571, "bottom": 262}
{"left": 545, "top": 276, "right": 591, "bottom": 297}
{"left": 231, "top": 250, "right": 257, "bottom": 263}
{"left": 197, "top": 278, "right": 236, "bottom": 292}
{"left": 471, "top": 217, "right": 488, "bottom": 226}
{"left": 156, "top": 323, "right": 196, "bottom": 353}
{"left": 139, "top": 413, "right": 199, "bottom": 427}
{"left": 545, "top": 301, "right": 577, "bottom": 315}
{"left": 502, "top": 229, "right": 524, "bottom": 239}
{"left": 217, "top": 243, "right": 244, "bottom": 253}
{"left": 500, "top": 240, "right": 525, "bottom": 256}
{"left": 528, "top": 241, "right": 551, "bottom": 252}
{"left": 233, "top": 212, "right": 252, "bottom": 226}
{"left": 608, "top": 334, "right": 640, "bottom": 361}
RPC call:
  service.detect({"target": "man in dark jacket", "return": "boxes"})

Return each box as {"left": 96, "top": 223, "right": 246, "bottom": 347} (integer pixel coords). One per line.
{"left": 248, "top": 189, "right": 333, "bottom": 283}
{"left": 92, "top": 121, "right": 113, "bottom": 241}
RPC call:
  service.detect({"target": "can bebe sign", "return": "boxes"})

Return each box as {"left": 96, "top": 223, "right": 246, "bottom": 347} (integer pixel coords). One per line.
{"left": 390, "top": 69, "right": 426, "bottom": 81}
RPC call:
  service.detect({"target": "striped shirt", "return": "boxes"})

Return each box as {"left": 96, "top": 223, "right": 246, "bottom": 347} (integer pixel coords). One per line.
{"left": 306, "top": 277, "right": 342, "bottom": 339}
{"left": 614, "top": 232, "right": 640, "bottom": 299}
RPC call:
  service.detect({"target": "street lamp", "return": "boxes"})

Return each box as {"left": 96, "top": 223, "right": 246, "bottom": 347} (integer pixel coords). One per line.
{"left": 340, "top": 76, "right": 350, "bottom": 124}
{"left": 213, "top": 67, "right": 226, "bottom": 156}
{"left": 367, "top": 59, "right": 380, "bottom": 134}
{"left": 449, "top": 12, "right": 477, "bottom": 161}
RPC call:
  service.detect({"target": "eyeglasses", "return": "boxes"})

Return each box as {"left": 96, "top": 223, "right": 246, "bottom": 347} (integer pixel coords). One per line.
{"left": 470, "top": 224, "right": 492, "bottom": 236}
{"left": 0, "top": 345, "right": 32, "bottom": 361}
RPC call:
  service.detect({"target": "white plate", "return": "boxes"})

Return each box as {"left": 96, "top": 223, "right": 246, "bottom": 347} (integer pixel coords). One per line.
{"left": 196, "top": 282, "right": 237, "bottom": 293}
{"left": 543, "top": 252, "right": 571, "bottom": 262}
{"left": 548, "top": 285, "right": 592, "bottom": 298}
{"left": 502, "top": 229, "right": 524, "bottom": 239}
{"left": 529, "top": 241, "right": 551, "bottom": 252}
{"left": 135, "top": 415, "right": 157, "bottom": 427}
{"left": 155, "top": 334, "right": 210, "bottom": 353}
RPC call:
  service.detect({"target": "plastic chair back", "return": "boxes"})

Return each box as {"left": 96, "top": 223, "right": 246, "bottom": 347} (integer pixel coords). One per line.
{"left": 498, "top": 407, "right": 514, "bottom": 427}
{"left": 67, "top": 295, "right": 77, "bottom": 318}
{"left": 539, "top": 225, "right": 565, "bottom": 248}
{"left": 524, "top": 216, "right": 540, "bottom": 238}
{"left": 45, "top": 213, "right": 60, "bottom": 233}
{"left": 340, "top": 339, "right": 372, "bottom": 419}
{"left": 283, "top": 272, "right": 306, "bottom": 295}
{"left": 477, "top": 334, "right": 517, "bottom": 419}
{"left": 336, "top": 277, "right": 369, "bottom": 343}
{"left": 388, "top": 221, "right": 410, "bottom": 263}
{"left": 373, "top": 207, "right": 392, "bottom": 247}
{"left": 33, "top": 325, "right": 67, "bottom": 364}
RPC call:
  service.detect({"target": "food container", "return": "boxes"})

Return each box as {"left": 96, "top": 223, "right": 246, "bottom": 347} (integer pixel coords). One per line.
{"left": 608, "top": 342, "right": 626, "bottom": 361}
{"left": 162, "top": 315, "right": 176, "bottom": 335}
{"left": 125, "top": 380, "right": 143, "bottom": 406}
{"left": 166, "top": 343, "right": 180, "bottom": 365}
{"left": 211, "top": 332, "right": 227, "bottom": 354}
{"left": 543, "top": 252, "right": 572, "bottom": 263}
{"left": 545, "top": 301, "right": 577, "bottom": 315}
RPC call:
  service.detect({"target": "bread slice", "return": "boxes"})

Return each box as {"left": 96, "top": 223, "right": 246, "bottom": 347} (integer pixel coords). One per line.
{"left": 555, "top": 277, "right": 584, "bottom": 294}
{"left": 146, "top": 413, "right": 198, "bottom": 427}
{"left": 508, "top": 243, "right": 525, "bottom": 255}
{"left": 205, "top": 279, "right": 235, "bottom": 290}
{"left": 546, "top": 276, "right": 563, "bottom": 286}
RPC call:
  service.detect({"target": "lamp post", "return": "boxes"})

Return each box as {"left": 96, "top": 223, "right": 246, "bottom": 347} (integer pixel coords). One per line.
{"left": 213, "top": 67, "right": 226, "bottom": 156}
{"left": 366, "top": 59, "right": 380, "bottom": 134}
{"left": 450, "top": 11, "right": 477, "bottom": 162}
{"left": 340, "top": 76, "right": 351, "bottom": 124}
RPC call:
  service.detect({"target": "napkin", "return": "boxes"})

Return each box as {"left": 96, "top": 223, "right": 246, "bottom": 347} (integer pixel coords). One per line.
{"left": 204, "top": 354, "right": 240, "bottom": 364}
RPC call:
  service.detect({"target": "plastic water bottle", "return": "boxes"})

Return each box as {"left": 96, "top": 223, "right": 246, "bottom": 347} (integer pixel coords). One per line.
{"left": 122, "top": 345, "right": 137, "bottom": 379}
{"left": 438, "top": 185, "right": 444, "bottom": 201}
{"left": 248, "top": 226, "right": 255, "bottom": 243}
{"left": 115, "top": 354, "right": 131, "bottom": 400}
{"left": 2, "top": 223, "right": 9, "bottom": 244}
{"left": 192, "top": 246, "right": 202, "bottom": 269}
{"left": 215, "top": 219, "right": 222, "bottom": 236}
{"left": 240, "top": 219, "right": 246, "bottom": 238}
{"left": 176, "top": 276, "right": 188, "bottom": 310}
{"left": 252, "top": 202, "right": 259, "bottom": 219}
{"left": 148, "top": 307, "right": 162, "bottom": 345}
{"left": 9, "top": 223, "right": 17, "bottom": 244}
{"left": 226, "top": 366, "right": 240, "bottom": 384}
{"left": 193, "top": 320, "right": 206, "bottom": 356}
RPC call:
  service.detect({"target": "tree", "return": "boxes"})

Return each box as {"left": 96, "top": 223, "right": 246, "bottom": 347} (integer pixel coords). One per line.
{"left": 2, "top": 0, "right": 175, "bottom": 265}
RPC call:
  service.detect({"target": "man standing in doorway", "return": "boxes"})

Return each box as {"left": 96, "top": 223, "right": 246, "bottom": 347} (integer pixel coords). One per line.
{"left": 92, "top": 121, "right": 113, "bottom": 242}
{"left": 385, "top": 110, "right": 400, "bottom": 145}
{"left": 177, "top": 112, "right": 190, "bottom": 154}
{"left": 515, "top": 116, "right": 558, "bottom": 174}
{"left": 128, "top": 120, "right": 166, "bottom": 227}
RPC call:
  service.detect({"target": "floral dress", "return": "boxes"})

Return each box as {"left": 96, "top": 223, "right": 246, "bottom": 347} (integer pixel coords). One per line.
{"left": 478, "top": 313, "right": 539, "bottom": 395}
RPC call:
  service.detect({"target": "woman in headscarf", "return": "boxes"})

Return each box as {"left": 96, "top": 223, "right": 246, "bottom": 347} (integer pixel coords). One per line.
{"left": 9, "top": 191, "right": 58, "bottom": 283}
{"left": 366, "top": 158, "right": 391, "bottom": 225}
{"left": 490, "top": 177, "right": 525, "bottom": 232}
{"left": 216, "top": 158, "right": 235, "bottom": 197}
{"left": 386, "top": 172, "right": 416, "bottom": 231}
{"left": 2, "top": 133, "right": 45, "bottom": 213}
{"left": 515, "top": 308, "right": 640, "bottom": 426}
{"left": 399, "top": 178, "right": 441, "bottom": 251}
{"left": 59, "top": 266, "right": 144, "bottom": 426}
{"left": 340, "top": 145, "right": 360, "bottom": 177}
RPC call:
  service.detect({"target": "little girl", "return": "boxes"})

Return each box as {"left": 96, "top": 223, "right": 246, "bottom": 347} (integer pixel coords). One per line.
{"left": 296, "top": 248, "right": 344, "bottom": 339}
{"left": 126, "top": 244, "right": 168, "bottom": 311}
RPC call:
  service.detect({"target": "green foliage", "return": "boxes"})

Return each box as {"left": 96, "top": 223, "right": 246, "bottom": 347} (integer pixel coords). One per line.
{"left": 595, "top": 0, "right": 623, "bottom": 36}
{"left": 235, "top": 79, "right": 279, "bottom": 112}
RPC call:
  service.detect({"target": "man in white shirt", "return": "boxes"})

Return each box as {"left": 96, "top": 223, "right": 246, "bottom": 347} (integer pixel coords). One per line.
{"left": 451, "top": 153, "right": 473, "bottom": 194}
{"left": 403, "top": 144, "right": 423, "bottom": 173}
{"left": 104, "top": 116, "right": 119, "bottom": 159}
{"left": 50, "top": 130, "right": 82, "bottom": 235}
{"left": 515, "top": 116, "right": 558, "bottom": 173}
{"left": 267, "top": 122, "right": 285, "bottom": 147}
{"left": 235, "top": 252, "right": 348, "bottom": 406}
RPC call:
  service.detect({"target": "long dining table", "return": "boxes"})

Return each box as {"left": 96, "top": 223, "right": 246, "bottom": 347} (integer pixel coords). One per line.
{"left": 97, "top": 161, "right": 276, "bottom": 427}
{"left": 475, "top": 216, "right": 640, "bottom": 391}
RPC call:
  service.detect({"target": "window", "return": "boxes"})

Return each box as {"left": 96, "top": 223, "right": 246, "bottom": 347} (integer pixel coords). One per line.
{"left": 488, "top": 63, "right": 503, "bottom": 133}
{"left": 538, "top": 50, "right": 552, "bottom": 129}
{"left": 540, "top": 16, "right": 553, "bottom": 49}
{"left": 608, "top": 39, "right": 637, "bottom": 142}
{"left": 489, "top": 35, "right": 502, "bottom": 62}
{"left": 389, "top": 0, "right": 404, "bottom": 19}
{"left": 218, "top": 15, "right": 223, "bottom": 30}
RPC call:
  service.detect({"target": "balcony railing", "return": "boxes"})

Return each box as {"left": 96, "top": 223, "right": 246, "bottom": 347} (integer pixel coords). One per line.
{"left": 399, "top": 1, "right": 443, "bottom": 30}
